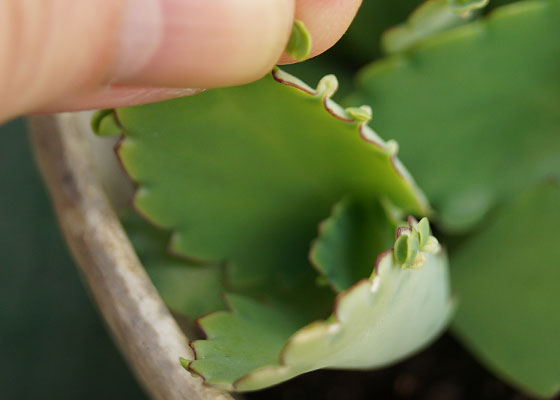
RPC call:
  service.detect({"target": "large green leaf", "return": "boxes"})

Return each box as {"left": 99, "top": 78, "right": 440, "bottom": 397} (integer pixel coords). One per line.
{"left": 451, "top": 182, "right": 560, "bottom": 398}
{"left": 103, "top": 69, "right": 428, "bottom": 297}
{"left": 187, "top": 219, "right": 452, "bottom": 391}
{"left": 350, "top": 0, "right": 560, "bottom": 231}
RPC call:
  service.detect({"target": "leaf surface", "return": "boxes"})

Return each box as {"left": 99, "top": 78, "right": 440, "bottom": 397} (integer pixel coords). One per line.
{"left": 113, "top": 69, "right": 428, "bottom": 295}
{"left": 309, "top": 197, "right": 395, "bottom": 292}
{"left": 451, "top": 182, "right": 560, "bottom": 398}
{"left": 121, "top": 211, "right": 226, "bottom": 319}
{"left": 350, "top": 0, "right": 560, "bottom": 231}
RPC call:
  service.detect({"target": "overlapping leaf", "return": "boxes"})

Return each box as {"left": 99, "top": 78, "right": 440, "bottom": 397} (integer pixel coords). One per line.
{"left": 451, "top": 182, "right": 560, "bottom": 398}
{"left": 99, "top": 68, "right": 428, "bottom": 300}
{"left": 350, "top": 0, "right": 560, "bottom": 231}
{"left": 187, "top": 216, "right": 452, "bottom": 391}
{"left": 309, "top": 197, "right": 395, "bottom": 292}
{"left": 122, "top": 211, "right": 226, "bottom": 319}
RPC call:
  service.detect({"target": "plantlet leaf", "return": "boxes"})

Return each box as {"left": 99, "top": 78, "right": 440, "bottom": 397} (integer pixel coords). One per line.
{"left": 285, "top": 20, "right": 312, "bottom": 61}
{"left": 417, "top": 217, "right": 431, "bottom": 247}
{"left": 111, "top": 68, "right": 429, "bottom": 296}
{"left": 394, "top": 234, "right": 410, "bottom": 264}
{"left": 350, "top": 0, "right": 560, "bottom": 231}
{"left": 187, "top": 221, "right": 452, "bottom": 391}
{"left": 451, "top": 182, "right": 560, "bottom": 398}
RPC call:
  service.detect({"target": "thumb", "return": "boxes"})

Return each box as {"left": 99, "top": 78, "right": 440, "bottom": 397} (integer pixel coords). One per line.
{"left": 0, "top": 0, "right": 295, "bottom": 120}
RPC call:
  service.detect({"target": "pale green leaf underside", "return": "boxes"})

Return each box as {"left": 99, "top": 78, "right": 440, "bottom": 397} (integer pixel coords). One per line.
{"left": 350, "top": 0, "right": 560, "bottom": 231}
{"left": 451, "top": 182, "right": 560, "bottom": 398}
{"left": 115, "top": 68, "right": 428, "bottom": 294}
{"left": 189, "top": 245, "right": 452, "bottom": 392}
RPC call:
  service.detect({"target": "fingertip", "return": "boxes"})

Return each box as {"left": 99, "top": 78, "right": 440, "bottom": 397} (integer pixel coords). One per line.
{"left": 37, "top": 85, "right": 205, "bottom": 113}
{"left": 120, "top": 0, "right": 296, "bottom": 88}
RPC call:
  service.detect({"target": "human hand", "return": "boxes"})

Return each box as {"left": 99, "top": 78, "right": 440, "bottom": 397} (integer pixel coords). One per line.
{"left": 0, "top": 0, "right": 362, "bottom": 122}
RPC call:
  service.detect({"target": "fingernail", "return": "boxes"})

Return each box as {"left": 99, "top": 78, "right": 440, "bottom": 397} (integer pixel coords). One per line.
{"left": 115, "top": 0, "right": 164, "bottom": 81}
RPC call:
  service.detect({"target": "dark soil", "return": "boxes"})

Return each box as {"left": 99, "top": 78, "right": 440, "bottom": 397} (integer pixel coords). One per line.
{"left": 246, "top": 333, "right": 540, "bottom": 400}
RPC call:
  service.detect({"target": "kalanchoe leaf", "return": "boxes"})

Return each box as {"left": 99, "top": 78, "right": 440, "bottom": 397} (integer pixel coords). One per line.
{"left": 309, "top": 197, "right": 395, "bottom": 293}
{"left": 451, "top": 182, "right": 560, "bottom": 399}
{"left": 187, "top": 218, "right": 452, "bottom": 391}
{"left": 187, "top": 294, "right": 306, "bottom": 391}
{"left": 350, "top": 0, "right": 560, "bottom": 231}
{"left": 122, "top": 207, "right": 332, "bottom": 322}
{"left": 121, "top": 210, "right": 227, "bottom": 319}
{"left": 285, "top": 20, "right": 312, "bottom": 61}
{"left": 381, "top": 0, "right": 484, "bottom": 55}
{"left": 110, "top": 67, "right": 429, "bottom": 298}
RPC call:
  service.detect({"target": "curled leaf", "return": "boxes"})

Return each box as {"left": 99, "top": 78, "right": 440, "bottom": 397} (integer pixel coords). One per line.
{"left": 187, "top": 218, "right": 452, "bottom": 391}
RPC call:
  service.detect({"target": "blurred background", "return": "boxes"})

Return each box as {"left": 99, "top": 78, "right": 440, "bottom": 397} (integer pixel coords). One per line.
{"left": 0, "top": 119, "right": 147, "bottom": 399}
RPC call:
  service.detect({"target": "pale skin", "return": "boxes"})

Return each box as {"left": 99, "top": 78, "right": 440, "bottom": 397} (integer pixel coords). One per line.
{"left": 0, "top": 0, "right": 362, "bottom": 123}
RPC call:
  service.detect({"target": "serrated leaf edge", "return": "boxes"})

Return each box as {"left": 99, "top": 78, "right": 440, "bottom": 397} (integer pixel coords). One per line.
{"left": 271, "top": 68, "right": 431, "bottom": 215}
{"left": 113, "top": 67, "right": 431, "bottom": 274}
